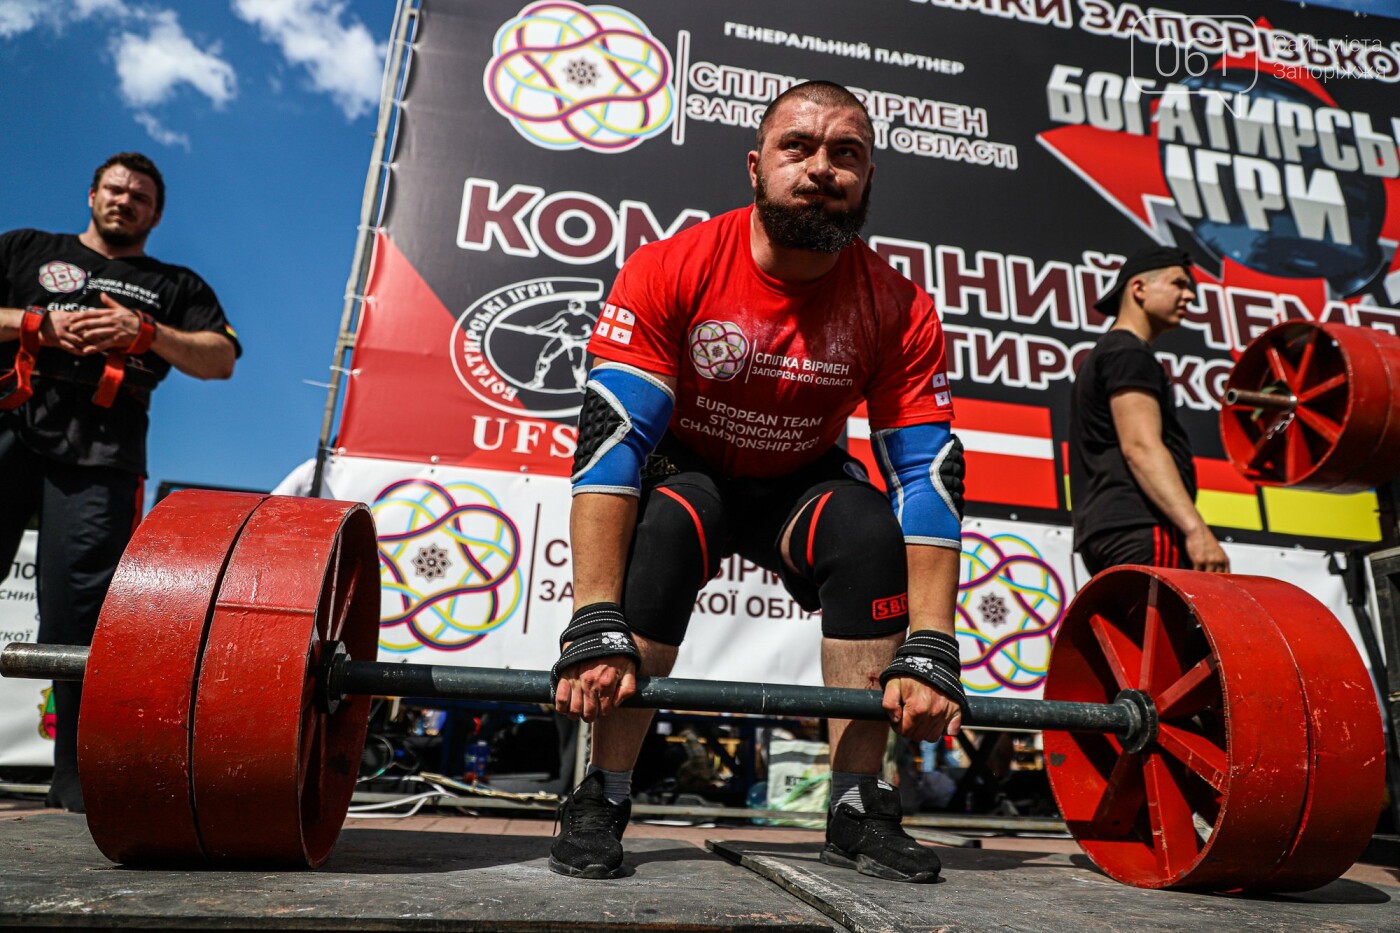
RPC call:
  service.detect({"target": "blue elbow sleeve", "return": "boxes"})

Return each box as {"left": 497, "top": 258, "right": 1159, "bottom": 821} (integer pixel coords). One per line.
{"left": 571, "top": 363, "right": 674, "bottom": 496}
{"left": 872, "top": 422, "right": 965, "bottom": 548}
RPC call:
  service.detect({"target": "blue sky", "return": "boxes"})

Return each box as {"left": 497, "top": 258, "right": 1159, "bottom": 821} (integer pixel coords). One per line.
{"left": 0, "top": 0, "right": 397, "bottom": 500}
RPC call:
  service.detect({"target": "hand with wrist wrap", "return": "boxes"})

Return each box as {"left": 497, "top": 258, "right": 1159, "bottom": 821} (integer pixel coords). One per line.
{"left": 551, "top": 602, "right": 641, "bottom": 722}
{"left": 879, "top": 630, "right": 967, "bottom": 742}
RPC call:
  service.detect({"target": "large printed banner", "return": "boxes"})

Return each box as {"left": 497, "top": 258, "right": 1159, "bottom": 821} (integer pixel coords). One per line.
{"left": 0, "top": 533, "right": 53, "bottom": 767}
{"left": 339, "top": 0, "right": 1400, "bottom": 549}
{"left": 324, "top": 0, "right": 1395, "bottom": 698}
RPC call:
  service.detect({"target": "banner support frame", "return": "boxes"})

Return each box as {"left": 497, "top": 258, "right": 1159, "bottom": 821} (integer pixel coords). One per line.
{"left": 312, "top": 0, "right": 420, "bottom": 497}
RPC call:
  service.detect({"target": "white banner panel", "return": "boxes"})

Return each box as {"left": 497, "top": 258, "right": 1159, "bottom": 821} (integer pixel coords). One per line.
{"left": 958, "top": 519, "right": 1074, "bottom": 702}
{"left": 0, "top": 532, "right": 53, "bottom": 767}
{"left": 326, "top": 456, "right": 1087, "bottom": 695}
{"left": 325, "top": 454, "right": 1381, "bottom": 699}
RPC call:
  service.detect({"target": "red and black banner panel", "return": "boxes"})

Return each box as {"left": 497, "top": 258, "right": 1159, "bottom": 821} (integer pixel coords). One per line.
{"left": 338, "top": 0, "right": 1400, "bottom": 545}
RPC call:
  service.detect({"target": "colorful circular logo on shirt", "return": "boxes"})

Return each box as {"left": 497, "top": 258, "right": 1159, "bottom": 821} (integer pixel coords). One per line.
{"left": 688, "top": 320, "right": 750, "bottom": 381}
{"left": 38, "top": 261, "right": 86, "bottom": 294}
{"left": 484, "top": 2, "right": 674, "bottom": 153}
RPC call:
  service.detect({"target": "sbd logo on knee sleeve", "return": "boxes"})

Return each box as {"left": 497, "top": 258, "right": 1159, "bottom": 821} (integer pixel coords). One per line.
{"left": 872, "top": 593, "right": 909, "bottom": 621}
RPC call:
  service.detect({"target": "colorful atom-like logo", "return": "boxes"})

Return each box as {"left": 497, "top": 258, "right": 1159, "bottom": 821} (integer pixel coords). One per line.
{"left": 372, "top": 479, "right": 523, "bottom": 653}
{"left": 688, "top": 320, "right": 750, "bottom": 381}
{"left": 38, "top": 261, "right": 85, "bottom": 294}
{"left": 484, "top": 1, "right": 674, "bottom": 153}
{"left": 956, "top": 532, "right": 1065, "bottom": 694}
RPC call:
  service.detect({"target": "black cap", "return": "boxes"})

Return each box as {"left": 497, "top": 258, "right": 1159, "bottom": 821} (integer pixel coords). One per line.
{"left": 1093, "top": 247, "right": 1195, "bottom": 316}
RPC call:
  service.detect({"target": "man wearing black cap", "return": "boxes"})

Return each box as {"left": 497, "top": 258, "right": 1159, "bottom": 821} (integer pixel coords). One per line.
{"left": 1068, "top": 247, "right": 1229, "bottom": 576}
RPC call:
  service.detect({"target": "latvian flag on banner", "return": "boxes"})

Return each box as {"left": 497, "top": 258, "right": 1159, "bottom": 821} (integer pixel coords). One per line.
{"left": 847, "top": 398, "right": 1059, "bottom": 510}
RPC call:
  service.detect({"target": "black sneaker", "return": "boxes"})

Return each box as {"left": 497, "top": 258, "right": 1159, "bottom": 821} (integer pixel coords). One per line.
{"left": 821, "top": 777, "right": 940, "bottom": 883}
{"left": 549, "top": 771, "right": 631, "bottom": 879}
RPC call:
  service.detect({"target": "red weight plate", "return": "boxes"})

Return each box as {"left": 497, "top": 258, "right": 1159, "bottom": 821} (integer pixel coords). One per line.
{"left": 79, "top": 490, "right": 266, "bottom": 865}
{"left": 1045, "top": 567, "right": 1310, "bottom": 890}
{"left": 191, "top": 496, "right": 379, "bottom": 866}
{"left": 1221, "top": 321, "right": 1400, "bottom": 492}
{"left": 1347, "top": 326, "right": 1400, "bottom": 484}
{"left": 1229, "top": 575, "right": 1385, "bottom": 890}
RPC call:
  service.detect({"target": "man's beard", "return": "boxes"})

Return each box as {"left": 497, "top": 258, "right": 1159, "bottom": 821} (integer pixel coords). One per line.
{"left": 754, "top": 172, "right": 870, "bottom": 254}
{"left": 92, "top": 207, "right": 147, "bottom": 248}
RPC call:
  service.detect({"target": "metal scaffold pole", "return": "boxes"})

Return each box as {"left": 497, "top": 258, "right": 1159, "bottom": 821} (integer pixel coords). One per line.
{"left": 312, "top": 0, "right": 420, "bottom": 497}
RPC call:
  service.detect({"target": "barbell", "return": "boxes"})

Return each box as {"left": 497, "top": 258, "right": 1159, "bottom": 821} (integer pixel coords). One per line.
{"left": 0, "top": 490, "right": 1385, "bottom": 893}
{"left": 1222, "top": 319, "right": 1400, "bottom": 492}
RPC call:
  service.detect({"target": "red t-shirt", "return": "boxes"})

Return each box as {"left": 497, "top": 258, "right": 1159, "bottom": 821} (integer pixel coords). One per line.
{"left": 589, "top": 206, "right": 953, "bottom": 478}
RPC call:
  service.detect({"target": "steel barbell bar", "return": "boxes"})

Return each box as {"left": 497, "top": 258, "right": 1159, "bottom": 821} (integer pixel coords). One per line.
{"left": 0, "top": 641, "right": 1151, "bottom": 744}
{"left": 1221, "top": 386, "right": 1297, "bottom": 412}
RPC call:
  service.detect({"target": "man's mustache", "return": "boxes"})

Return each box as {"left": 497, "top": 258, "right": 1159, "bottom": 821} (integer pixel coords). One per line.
{"left": 791, "top": 182, "right": 843, "bottom": 198}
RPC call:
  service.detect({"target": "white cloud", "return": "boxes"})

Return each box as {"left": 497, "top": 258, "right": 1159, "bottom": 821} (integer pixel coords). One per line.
{"left": 134, "top": 111, "right": 191, "bottom": 150}
{"left": 231, "top": 0, "right": 384, "bottom": 120}
{"left": 111, "top": 9, "right": 237, "bottom": 109}
{"left": 0, "top": 0, "right": 126, "bottom": 37}
{"left": 0, "top": 0, "right": 54, "bottom": 37}
{"left": 73, "top": 0, "right": 129, "bottom": 18}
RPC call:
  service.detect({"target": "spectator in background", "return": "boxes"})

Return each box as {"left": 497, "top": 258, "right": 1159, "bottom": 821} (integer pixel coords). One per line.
{"left": 1068, "top": 247, "right": 1228, "bottom": 576}
{"left": 0, "top": 152, "right": 240, "bottom": 811}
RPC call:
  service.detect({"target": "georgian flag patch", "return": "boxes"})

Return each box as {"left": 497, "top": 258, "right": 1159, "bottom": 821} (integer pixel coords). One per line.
{"left": 932, "top": 371, "right": 950, "bottom": 407}
{"left": 595, "top": 303, "right": 634, "bottom": 345}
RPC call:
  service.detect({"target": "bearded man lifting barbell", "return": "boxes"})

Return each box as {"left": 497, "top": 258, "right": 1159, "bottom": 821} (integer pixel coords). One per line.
{"left": 549, "top": 81, "right": 968, "bottom": 883}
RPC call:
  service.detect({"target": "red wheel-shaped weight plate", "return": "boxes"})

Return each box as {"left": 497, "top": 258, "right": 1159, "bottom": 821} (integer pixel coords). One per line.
{"left": 191, "top": 496, "right": 379, "bottom": 867}
{"left": 1045, "top": 567, "right": 1311, "bottom": 890}
{"left": 80, "top": 490, "right": 266, "bottom": 864}
{"left": 1221, "top": 320, "right": 1400, "bottom": 492}
{"left": 1345, "top": 326, "right": 1400, "bottom": 482}
{"left": 1227, "top": 575, "right": 1385, "bottom": 890}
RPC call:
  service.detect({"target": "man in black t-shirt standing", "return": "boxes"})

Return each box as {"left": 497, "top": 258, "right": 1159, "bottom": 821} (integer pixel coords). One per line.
{"left": 1068, "top": 247, "right": 1228, "bottom": 577}
{"left": 0, "top": 153, "right": 240, "bottom": 811}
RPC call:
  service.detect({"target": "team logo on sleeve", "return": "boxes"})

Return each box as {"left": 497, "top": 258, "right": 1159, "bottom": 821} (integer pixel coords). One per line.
{"left": 38, "top": 261, "right": 86, "bottom": 294}
{"left": 688, "top": 320, "right": 750, "bottom": 381}
{"left": 450, "top": 276, "right": 604, "bottom": 418}
{"left": 595, "top": 303, "right": 634, "bottom": 345}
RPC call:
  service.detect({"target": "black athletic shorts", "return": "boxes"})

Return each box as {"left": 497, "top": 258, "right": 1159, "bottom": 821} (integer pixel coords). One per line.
{"left": 624, "top": 435, "right": 881, "bottom": 644}
{"left": 1078, "top": 524, "right": 1188, "bottom": 577}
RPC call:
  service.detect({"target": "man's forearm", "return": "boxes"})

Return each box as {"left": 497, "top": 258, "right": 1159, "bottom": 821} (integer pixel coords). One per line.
{"left": 1123, "top": 442, "right": 1207, "bottom": 534}
{"left": 569, "top": 492, "right": 640, "bottom": 606}
{"left": 0, "top": 306, "right": 24, "bottom": 342}
{"left": 151, "top": 327, "right": 236, "bottom": 380}
{"left": 906, "top": 543, "right": 960, "bottom": 636}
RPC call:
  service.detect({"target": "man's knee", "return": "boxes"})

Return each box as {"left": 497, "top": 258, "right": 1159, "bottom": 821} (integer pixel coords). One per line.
{"left": 623, "top": 479, "right": 727, "bottom": 646}
{"left": 786, "top": 484, "right": 909, "bottom": 639}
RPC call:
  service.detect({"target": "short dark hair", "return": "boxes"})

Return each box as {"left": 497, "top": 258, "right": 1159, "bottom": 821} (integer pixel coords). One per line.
{"left": 91, "top": 152, "right": 165, "bottom": 214}
{"left": 755, "top": 80, "right": 873, "bottom": 150}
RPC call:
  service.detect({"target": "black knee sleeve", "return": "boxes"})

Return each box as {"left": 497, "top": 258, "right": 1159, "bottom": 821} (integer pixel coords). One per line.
{"left": 785, "top": 483, "right": 910, "bottom": 639}
{"left": 622, "top": 479, "right": 726, "bottom": 646}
